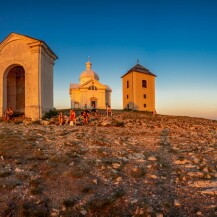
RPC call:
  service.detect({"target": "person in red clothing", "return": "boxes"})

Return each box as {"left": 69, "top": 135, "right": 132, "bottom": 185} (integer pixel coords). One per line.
{"left": 3, "top": 107, "right": 14, "bottom": 121}
{"left": 82, "top": 110, "right": 90, "bottom": 125}
{"left": 58, "top": 112, "right": 65, "bottom": 125}
{"left": 2, "top": 109, "right": 9, "bottom": 121}
{"left": 69, "top": 109, "right": 76, "bottom": 126}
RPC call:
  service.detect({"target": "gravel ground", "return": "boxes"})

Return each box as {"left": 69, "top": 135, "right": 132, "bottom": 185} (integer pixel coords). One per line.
{"left": 0, "top": 111, "right": 217, "bottom": 217}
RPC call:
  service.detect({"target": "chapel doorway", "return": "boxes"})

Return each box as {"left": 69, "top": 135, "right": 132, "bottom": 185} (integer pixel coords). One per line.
{"left": 91, "top": 101, "right": 95, "bottom": 108}
{"left": 90, "top": 97, "right": 97, "bottom": 108}
{"left": 6, "top": 66, "right": 25, "bottom": 114}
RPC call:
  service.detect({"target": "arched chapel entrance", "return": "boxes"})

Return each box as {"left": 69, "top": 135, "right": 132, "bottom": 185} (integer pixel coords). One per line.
{"left": 6, "top": 65, "right": 25, "bottom": 114}
{"left": 0, "top": 33, "right": 57, "bottom": 120}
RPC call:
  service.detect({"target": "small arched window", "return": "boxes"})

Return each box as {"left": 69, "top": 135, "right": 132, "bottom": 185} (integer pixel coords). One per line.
{"left": 88, "top": 86, "right": 97, "bottom": 90}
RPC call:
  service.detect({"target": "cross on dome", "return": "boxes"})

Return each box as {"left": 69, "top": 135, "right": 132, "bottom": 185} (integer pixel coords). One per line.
{"left": 137, "top": 58, "right": 139, "bottom": 64}
{"left": 80, "top": 57, "right": 99, "bottom": 82}
{"left": 86, "top": 57, "right": 92, "bottom": 70}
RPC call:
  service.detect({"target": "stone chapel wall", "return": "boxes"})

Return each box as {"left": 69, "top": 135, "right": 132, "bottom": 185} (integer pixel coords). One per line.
{"left": 0, "top": 33, "right": 57, "bottom": 120}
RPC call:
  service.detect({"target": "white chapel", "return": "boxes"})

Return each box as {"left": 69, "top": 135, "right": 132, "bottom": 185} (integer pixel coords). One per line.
{"left": 69, "top": 59, "right": 112, "bottom": 109}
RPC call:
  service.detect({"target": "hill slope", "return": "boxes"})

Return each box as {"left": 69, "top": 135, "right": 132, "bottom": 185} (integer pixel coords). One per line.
{"left": 0, "top": 111, "right": 217, "bottom": 216}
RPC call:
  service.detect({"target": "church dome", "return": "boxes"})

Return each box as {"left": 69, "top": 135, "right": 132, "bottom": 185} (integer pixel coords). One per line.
{"left": 80, "top": 60, "right": 99, "bottom": 82}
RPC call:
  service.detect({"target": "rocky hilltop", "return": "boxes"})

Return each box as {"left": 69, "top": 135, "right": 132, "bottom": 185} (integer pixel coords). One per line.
{"left": 0, "top": 111, "right": 217, "bottom": 217}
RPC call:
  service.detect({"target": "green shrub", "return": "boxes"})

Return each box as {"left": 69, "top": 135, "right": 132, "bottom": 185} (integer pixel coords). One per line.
{"left": 43, "top": 109, "right": 58, "bottom": 119}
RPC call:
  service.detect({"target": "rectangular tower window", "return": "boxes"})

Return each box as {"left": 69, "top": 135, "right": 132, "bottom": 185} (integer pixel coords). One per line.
{"left": 127, "top": 80, "right": 129, "bottom": 88}
{"left": 142, "top": 80, "right": 147, "bottom": 88}
{"left": 144, "top": 94, "right": 146, "bottom": 99}
{"left": 144, "top": 104, "right": 146, "bottom": 108}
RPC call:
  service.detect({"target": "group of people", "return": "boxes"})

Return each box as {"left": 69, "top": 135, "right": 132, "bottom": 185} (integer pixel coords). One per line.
{"left": 58, "top": 109, "right": 77, "bottom": 126}
{"left": 58, "top": 105, "right": 112, "bottom": 126}
{"left": 2, "top": 105, "right": 112, "bottom": 125}
{"left": 3, "top": 107, "right": 14, "bottom": 121}
{"left": 57, "top": 109, "right": 91, "bottom": 126}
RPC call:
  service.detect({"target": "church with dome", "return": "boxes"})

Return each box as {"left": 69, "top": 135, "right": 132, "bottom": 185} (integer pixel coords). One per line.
{"left": 69, "top": 59, "right": 112, "bottom": 109}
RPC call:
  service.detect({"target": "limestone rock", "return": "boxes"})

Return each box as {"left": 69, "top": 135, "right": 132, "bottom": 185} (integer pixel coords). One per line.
{"left": 131, "top": 199, "right": 138, "bottom": 204}
{"left": 148, "top": 156, "right": 157, "bottom": 161}
{"left": 174, "top": 199, "right": 181, "bottom": 206}
{"left": 80, "top": 210, "right": 87, "bottom": 215}
{"left": 174, "top": 159, "right": 190, "bottom": 165}
{"left": 15, "top": 168, "right": 22, "bottom": 173}
{"left": 187, "top": 172, "right": 203, "bottom": 178}
{"left": 40, "top": 120, "right": 50, "bottom": 126}
{"left": 150, "top": 174, "right": 158, "bottom": 179}
{"left": 188, "top": 180, "right": 217, "bottom": 188}
{"left": 201, "top": 188, "right": 217, "bottom": 195}
{"left": 116, "top": 177, "right": 122, "bottom": 182}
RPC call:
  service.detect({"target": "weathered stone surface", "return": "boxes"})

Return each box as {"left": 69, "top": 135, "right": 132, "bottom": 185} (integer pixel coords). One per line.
{"left": 40, "top": 120, "right": 50, "bottom": 126}
{"left": 188, "top": 180, "right": 217, "bottom": 188}
{"left": 80, "top": 210, "right": 87, "bottom": 215}
{"left": 201, "top": 188, "right": 217, "bottom": 195}
{"left": 174, "top": 159, "right": 190, "bottom": 165}
{"left": 187, "top": 172, "right": 204, "bottom": 177}
{"left": 148, "top": 156, "right": 157, "bottom": 161}
{"left": 150, "top": 174, "right": 158, "bottom": 179}
{"left": 174, "top": 199, "right": 181, "bottom": 206}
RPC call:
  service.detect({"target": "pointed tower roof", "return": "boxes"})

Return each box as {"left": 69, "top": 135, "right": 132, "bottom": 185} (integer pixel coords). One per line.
{"left": 121, "top": 63, "right": 156, "bottom": 78}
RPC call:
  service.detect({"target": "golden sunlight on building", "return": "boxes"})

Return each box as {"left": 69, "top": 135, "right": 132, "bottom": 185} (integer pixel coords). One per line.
{"left": 0, "top": 33, "right": 57, "bottom": 120}
{"left": 121, "top": 62, "right": 156, "bottom": 112}
{"left": 69, "top": 59, "right": 112, "bottom": 109}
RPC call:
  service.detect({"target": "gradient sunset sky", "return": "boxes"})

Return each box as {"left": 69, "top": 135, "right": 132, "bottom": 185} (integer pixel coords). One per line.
{"left": 1, "top": 0, "right": 217, "bottom": 120}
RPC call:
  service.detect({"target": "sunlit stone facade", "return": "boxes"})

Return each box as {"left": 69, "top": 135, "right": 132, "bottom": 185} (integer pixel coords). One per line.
{"left": 0, "top": 33, "right": 57, "bottom": 120}
{"left": 69, "top": 60, "right": 112, "bottom": 109}
{"left": 121, "top": 63, "right": 156, "bottom": 112}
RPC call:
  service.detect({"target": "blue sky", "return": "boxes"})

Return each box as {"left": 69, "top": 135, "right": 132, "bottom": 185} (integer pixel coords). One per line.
{"left": 1, "top": 0, "right": 217, "bottom": 119}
